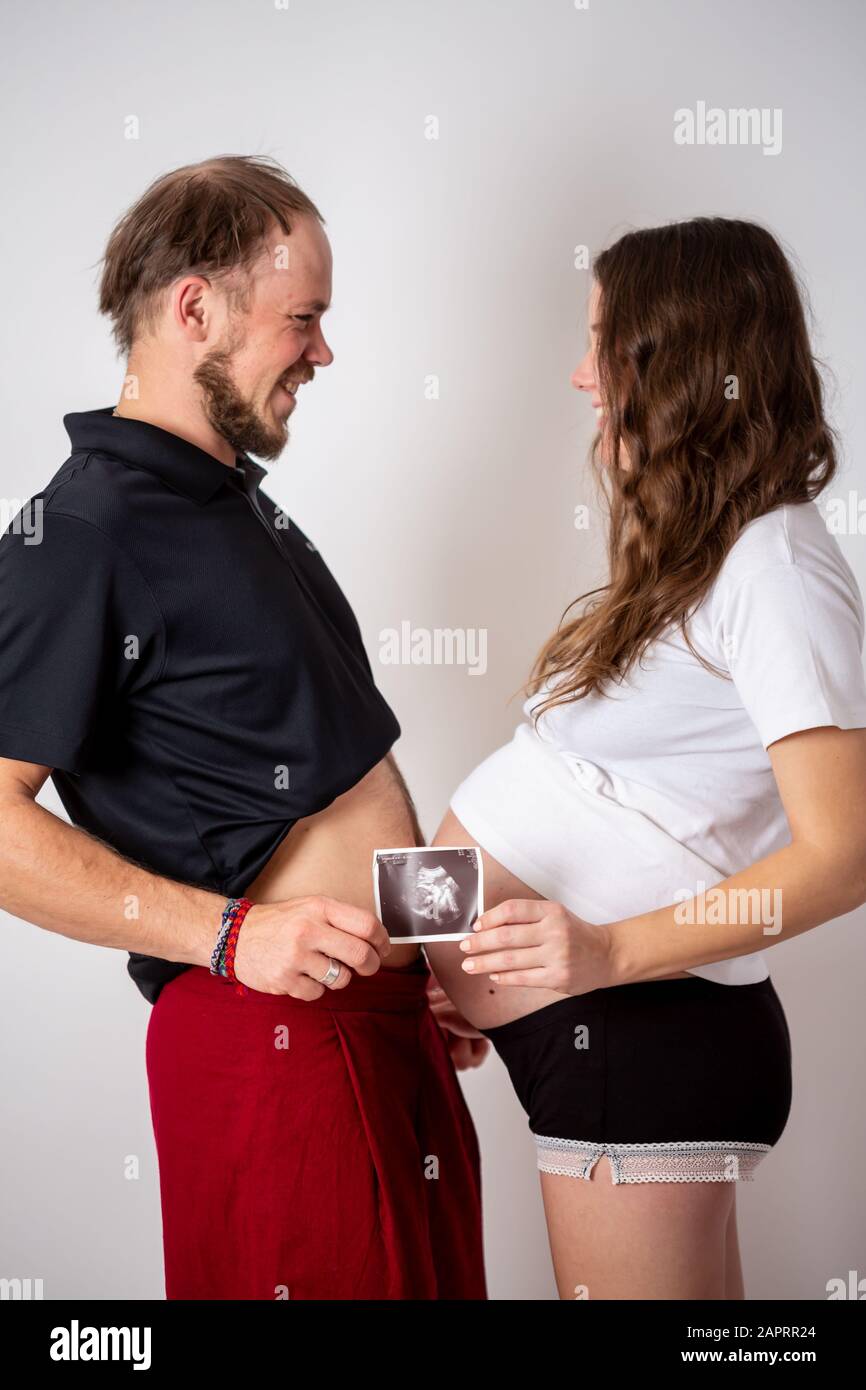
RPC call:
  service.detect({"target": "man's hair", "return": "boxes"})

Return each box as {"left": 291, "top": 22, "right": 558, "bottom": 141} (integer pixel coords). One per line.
{"left": 98, "top": 154, "right": 324, "bottom": 357}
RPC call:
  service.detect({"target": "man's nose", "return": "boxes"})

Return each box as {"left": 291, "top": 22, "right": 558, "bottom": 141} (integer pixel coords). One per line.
{"left": 307, "top": 324, "right": 334, "bottom": 368}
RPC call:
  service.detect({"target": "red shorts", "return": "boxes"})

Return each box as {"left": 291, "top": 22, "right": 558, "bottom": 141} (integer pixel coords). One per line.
{"left": 145, "top": 961, "right": 487, "bottom": 1300}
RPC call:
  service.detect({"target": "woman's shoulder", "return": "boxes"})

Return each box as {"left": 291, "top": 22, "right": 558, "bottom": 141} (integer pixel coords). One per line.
{"left": 709, "top": 499, "right": 859, "bottom": 602}
{"left": 692, "top": 499, "right": 865, "bottom": 664}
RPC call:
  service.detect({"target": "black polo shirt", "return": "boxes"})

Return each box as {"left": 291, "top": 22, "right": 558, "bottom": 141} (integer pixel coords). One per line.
{"left": 0, "top": 407, "right": 400, "bottom": 1003}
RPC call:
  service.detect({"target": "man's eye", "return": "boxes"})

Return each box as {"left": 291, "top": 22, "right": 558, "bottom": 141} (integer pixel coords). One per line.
{"left": 291, "top": 314, "right": 313, "bottom": 324}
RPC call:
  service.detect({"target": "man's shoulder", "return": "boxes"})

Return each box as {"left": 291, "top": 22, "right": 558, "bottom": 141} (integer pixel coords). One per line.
{"left": 41, "top": 450, "right": 137, "bottom": 519}
{"left": 1, "top": 452, "right": 143, "bottom": 563}
{"left": 14, "top": 451, "right": 154, "bottom": 556}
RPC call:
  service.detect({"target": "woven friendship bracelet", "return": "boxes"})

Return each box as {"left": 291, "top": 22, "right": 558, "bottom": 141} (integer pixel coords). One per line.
{"left": 211, "top": 897, "right": 253, "bottom": 996}
{"left": 214, "top": 898, "right": 250, "bottom": 975}
{"left": 210, "top": 897, "right": 243, "bottom": 975}
{"left": 210, "top": 914, "right": 233, "bottom": 975}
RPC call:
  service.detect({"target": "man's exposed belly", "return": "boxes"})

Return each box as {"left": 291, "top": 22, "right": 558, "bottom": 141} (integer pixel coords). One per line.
{"left": 244, "top": 754, "right": 422, "bottom": 969}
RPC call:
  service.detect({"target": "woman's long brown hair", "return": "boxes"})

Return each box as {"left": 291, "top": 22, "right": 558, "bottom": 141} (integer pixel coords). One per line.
{"left": 527, "top": 216, "right": 837, "bottom": 719}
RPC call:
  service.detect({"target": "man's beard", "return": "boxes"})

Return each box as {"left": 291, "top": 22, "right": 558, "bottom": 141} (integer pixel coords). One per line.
{"left": 193, "top": 342, "right": 289, "bottom": 462}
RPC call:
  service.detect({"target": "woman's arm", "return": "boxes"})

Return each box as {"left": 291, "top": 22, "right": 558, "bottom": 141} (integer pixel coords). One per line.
{"left": 607, "top": 724, "right": 866, "bottom": 984}
{"left": 459, "top": 725, "right": 866, "bottom": 992}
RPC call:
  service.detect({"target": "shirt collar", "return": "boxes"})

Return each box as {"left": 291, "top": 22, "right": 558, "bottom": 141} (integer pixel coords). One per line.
{"left": 63, "top": 406, "right": 268, "bottom": 504}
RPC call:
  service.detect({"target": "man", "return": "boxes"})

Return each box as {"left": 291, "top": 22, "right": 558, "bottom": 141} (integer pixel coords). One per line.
{"left": 0, "top": 155, "right": 487, "bottom": 1300}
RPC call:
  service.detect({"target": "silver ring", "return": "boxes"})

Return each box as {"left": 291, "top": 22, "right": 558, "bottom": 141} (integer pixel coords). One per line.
{"left": 318, "top": 957, "right": 341, "bottom": 987}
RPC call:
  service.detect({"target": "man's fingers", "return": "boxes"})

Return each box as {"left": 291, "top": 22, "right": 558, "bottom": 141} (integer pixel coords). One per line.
{"left": 310, "top": 923, "right": 383, "bottom": 976}
{"left": 304, "top": 952, "right": 351, "bottom": 990}
{"left": 431, "top": 1005, "right": 485, "bottom": 1038}
{"left": 449, "top": 1036, "right": 491, "bottom": 1070}
{"left": 448, "top": 1036, "right": 475, "bottom": 1070}
{"left": 475, "top": 899, "right": 547, "bottom": 932}
{"left": 467, "top": 1038, "right": 491, "bottom": 1067}
{"left": 317, "top": 896, "right": 392, "bottom": 959}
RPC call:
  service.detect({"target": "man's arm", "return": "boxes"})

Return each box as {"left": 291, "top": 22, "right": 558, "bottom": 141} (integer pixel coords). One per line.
{"left": 0, "top": 757, "right": 219, "bottom": 964}
{"left": 0, "top": 756, "right": 390, "bottom": 996}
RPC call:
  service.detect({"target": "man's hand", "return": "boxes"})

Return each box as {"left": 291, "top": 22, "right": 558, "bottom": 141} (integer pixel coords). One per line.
{"left": 234, "top": 896, "right": 391, "bottom": 997}
{"left": 427, "top": 976, "right": 490, "bottom": 1071}
{"left": 443, "top": 1033, "right": 491, "bottom": 1070}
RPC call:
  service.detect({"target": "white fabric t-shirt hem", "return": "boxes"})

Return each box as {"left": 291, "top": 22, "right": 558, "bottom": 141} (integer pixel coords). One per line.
{"left": 450, "top": 763, "right": 770, "bottom": 988}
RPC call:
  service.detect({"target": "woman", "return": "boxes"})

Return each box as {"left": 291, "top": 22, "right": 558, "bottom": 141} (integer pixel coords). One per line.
{"left": 425, "top": 217, "right": 866, "bottom": 1300}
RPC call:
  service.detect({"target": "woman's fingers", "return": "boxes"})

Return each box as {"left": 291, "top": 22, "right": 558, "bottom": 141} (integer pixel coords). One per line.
{"left": 461, "top": 945, "right": 549, "bottom": 976}
{"left": 482, "top": 968, "right": 551, "bottom": 988}
{"left": 461, "top": 922, "right": 547, "bottom": 956}
{"left": 474, "top": 898, "right": 549, "bottom": 931}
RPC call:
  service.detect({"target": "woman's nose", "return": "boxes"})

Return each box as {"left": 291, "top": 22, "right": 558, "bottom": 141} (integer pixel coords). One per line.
{"left": 571, "top": 350, "right": 595, "bottom": 392}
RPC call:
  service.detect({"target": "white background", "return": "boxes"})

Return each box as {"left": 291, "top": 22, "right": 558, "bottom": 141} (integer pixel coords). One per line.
{"left": 1, "top": 0, "right": 865, "bottom": 1300}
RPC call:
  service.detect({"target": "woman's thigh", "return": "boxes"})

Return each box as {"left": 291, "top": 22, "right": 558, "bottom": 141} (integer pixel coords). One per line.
{"left": 492, "top": 973, "right": 786, "bottom": 1298}
{"left": 540, "top": 1161, "right": 735, "bottom": 1300}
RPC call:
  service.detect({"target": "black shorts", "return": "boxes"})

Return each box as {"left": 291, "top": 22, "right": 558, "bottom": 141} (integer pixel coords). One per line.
{"left": 479, "top": 975, "right": 793, "bottom": 1184}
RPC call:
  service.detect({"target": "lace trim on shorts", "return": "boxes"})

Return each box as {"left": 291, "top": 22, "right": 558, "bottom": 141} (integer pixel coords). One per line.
{"left": 534, "top": 1135, "right": 771, "bottom": 1184}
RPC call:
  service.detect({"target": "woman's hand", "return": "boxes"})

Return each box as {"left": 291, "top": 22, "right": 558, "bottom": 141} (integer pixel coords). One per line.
{"left": 459, "top": 899, "right": 617, "bottom": 996}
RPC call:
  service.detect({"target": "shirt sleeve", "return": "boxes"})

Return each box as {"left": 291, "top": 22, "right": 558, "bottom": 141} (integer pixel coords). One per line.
{"left": 714, "top": 560, "right": 866, "bottom": 749}
{"left": 0, "top": 510, "right": 165, "bottom": 774}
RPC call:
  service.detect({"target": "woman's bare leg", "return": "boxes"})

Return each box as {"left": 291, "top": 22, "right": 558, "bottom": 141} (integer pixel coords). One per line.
{"left": 724, "top": 1194, "right": 745, "bottom": 1300}
{"left": 540, "top": 1158, "right": 734, "bottom": 1300}
{"left": 430, "top": 809, "right": 743, "bottom": 1298}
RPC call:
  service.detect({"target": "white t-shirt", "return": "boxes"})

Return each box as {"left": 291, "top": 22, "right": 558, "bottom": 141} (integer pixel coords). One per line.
{"left": 451, "top": 500, "right": 866, "bottom": 985}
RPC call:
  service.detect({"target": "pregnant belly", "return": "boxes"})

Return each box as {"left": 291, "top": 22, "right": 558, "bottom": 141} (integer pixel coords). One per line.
{"left": 244, "top": 755, "right": 422, "bottom": 970}
{"left": 425, "top": 807, "right": 689, "bottom": 1030}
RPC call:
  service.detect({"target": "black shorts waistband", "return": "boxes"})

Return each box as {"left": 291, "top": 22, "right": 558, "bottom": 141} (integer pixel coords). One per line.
{"left": 479, "top": 974, "right": 775, "bottom": 1043}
